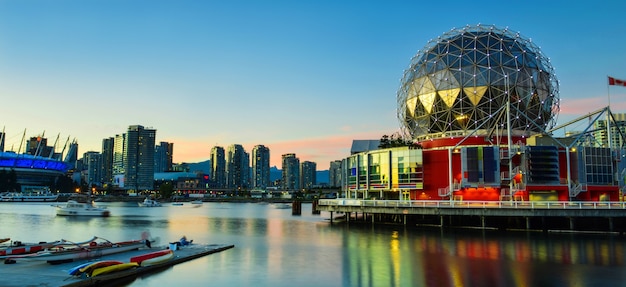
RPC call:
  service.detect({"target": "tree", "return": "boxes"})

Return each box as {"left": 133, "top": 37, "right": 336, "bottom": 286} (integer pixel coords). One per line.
{"left": 379, "top": 133, "right": 416, "bottom": 148}
{"left": 159, "top": 182, "right": 174, "bottom": 199}
{"left": 0, "top": 169, "right": 19, "bottom": 192}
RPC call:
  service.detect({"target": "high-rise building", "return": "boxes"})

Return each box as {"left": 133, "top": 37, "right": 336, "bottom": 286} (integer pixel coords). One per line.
{"left": 155, "top": 141, "right": 174, "bottom": 172}
{"left": 126, "top": 125, "right": 156, "bottom": 191}
{"left": 252, "top": 145, "right": 270, "bottom": 189}
{"left": 282, "top": 153, "right": 299, "bottom": 190}
{"left": 329, "top": 160, "right": 342, "bottom": 188}
{"left": 27, "top": 136, "right": 50, "bottom": 157}
{"left": 101, "top": 137, "right": 114, "bottom": 186}
{"left": 112, "top": 125, "right": 156, "bottom": 191}
{"left": 83, "top": 151, "right": 102, "bottom": 188}
{"left": 210, "top": 146, "right": 226, "bottom": 188}
{"left": 226, "top": 144, "right": 249, "bottom": 191}
{"left": 112, "top": 133, "right": 126, "bottom": 187}
{"left": 593, "top": 113, "right": 626, "bottom": 148}
{"left": 300, "top": 161, "right": 316, "bottom": 190}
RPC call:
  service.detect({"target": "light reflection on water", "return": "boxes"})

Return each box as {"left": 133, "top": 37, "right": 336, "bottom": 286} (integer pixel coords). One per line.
{"left": 1, "top": 202, "right": 626, "bottom": 286}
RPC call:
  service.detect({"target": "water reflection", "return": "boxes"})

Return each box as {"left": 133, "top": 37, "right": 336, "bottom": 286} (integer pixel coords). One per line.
{"left": 1, "top": 203, "right": 626, "bottom": 287}
{"left": 341, "top": 226, "right": 626, "bottom": 287}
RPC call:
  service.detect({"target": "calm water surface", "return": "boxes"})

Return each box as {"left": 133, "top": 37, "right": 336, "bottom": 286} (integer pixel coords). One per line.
{"left": 1, "top": 201, "right": 626, "bottom": 287}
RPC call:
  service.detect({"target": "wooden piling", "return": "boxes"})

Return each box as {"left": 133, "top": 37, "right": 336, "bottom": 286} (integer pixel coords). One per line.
{"left": 292, "top": 200, "right": 302, "bottom": 215}
{"left": 312, "top": 199, "right": 320, "bottom": 214}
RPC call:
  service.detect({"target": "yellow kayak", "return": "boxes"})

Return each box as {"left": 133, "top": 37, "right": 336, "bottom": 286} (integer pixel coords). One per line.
{"left": 91, "top": 262, "right": 139, "bottom": 277}
{"left": 78, "top": 260, "right": 124, "bottom": 277}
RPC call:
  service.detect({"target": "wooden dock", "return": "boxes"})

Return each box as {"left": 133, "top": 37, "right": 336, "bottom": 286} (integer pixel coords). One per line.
{"left": 1, "top": 243, "right": 234, "bottom": 287}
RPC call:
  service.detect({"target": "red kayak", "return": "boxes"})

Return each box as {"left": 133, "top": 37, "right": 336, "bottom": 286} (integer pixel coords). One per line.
{"left": 130, "top": 249, "right": 173, "bottom": 266}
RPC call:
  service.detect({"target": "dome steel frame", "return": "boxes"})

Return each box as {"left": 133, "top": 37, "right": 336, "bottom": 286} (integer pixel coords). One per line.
{"left": 397, "top": 24, "right": 560, "bottom": 141}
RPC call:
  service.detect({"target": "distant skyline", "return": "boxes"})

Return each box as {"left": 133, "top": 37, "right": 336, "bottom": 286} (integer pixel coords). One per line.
{"left": 2, "top": 1, "right": 626, "bottom": 170}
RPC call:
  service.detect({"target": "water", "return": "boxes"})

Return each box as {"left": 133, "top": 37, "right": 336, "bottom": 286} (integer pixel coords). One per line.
{"left": 1, "top": 201, "right": 626, "bottom": 287}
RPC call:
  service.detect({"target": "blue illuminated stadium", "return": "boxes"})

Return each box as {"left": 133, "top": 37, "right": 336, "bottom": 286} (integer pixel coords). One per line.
{"left": 0, "top": 152, "right": 71, "bottom": 188}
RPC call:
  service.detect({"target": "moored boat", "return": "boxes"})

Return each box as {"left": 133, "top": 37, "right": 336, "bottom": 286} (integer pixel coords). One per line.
{"left": 55, "top": 200, "right": 110, "bottom": 217}
{"left": 0, "top": 186, "right": 58, "bottom": 202}
{"left": 272, "top": 203, "right": 291, "bottom": 209}
{"left": 138, "top": 197, "right": 162, "bottom": 207}
{"left": 4, "top": 237, "right": 149, "bottom": 263}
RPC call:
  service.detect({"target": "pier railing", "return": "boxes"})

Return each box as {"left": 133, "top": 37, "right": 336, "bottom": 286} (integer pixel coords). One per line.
{"left": 318, "top": 199, "right": 626, "bottom": 210}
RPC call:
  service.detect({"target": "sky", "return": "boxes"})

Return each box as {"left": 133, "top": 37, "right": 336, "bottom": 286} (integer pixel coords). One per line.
{"left": 1, "top": 0, "right": 626, "bottom": 170}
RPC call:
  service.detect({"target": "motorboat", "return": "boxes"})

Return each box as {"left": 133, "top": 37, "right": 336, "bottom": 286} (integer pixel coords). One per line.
{"left": 4, "top": 236, "right": 149, "bottom": 263}
{"left": 0, "top": 186, "right": 58, "bottom": 202}
{"left": 138, "top": 197, "right": 162, "bottom": 207}
{"left": 55, "top": 200, "right": 110, "bottom": 217}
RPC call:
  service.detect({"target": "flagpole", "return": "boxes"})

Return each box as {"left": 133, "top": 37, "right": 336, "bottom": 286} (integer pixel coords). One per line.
{"left": 607, "top": 76, "right": 612, "bottom": 149}
{"left": 606, "top": 76, "right": 611, "bottom": 108}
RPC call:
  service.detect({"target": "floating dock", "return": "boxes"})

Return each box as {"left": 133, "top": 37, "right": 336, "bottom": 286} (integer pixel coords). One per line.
{"left": 1, "top": 243, "right": 234, "bottom": 287}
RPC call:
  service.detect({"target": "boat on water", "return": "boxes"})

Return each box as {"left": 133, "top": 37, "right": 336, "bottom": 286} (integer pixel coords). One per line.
{"left": 55, "top": 200, "right": 110, "bottom": 217}
{"left": 138, "top": 197, "right": 162, "bottom": 207}
{"left": 190, "top": 200, "right": 203, "bottom": 205}
{"left": 272, "top": 203, "right": 292, "bottom": 209}
{"left": 0, "top": 186, "right": 58, "bottom": 202}
{"left": 3, "top": 236, "right": 150, "bottom": 263}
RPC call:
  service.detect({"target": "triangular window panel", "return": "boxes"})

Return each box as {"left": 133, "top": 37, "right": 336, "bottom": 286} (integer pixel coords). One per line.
{"left": 432, "top": 69, "right": 460, "bottom": 90}
{"left": 419, "top": 92, "right": 437, "bottom": 114}
{"left": 463, "top": 86, "right": 488, "bottom": 106}
{"left": 438, "top": 88, "right": 460, "bottom": 108}
{"left": 406, "top": 97, "right": 418, "bottom": 117}
{"left": 418, "top": 77, "right": 436, "bottom": 95}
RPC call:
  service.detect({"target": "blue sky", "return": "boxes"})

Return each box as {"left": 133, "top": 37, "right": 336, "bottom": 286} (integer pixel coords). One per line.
{"left": 1, "top": 0, "right": 625, "bottom": 169}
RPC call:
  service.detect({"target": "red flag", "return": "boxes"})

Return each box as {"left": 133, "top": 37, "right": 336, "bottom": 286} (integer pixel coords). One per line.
{"left": 609, "top": 76, "right": 626, "bottom": 87}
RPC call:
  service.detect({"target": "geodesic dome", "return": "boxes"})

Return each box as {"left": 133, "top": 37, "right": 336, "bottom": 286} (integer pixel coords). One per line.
{"left": 398, "top": 24, "right": 559, "bottom": 141}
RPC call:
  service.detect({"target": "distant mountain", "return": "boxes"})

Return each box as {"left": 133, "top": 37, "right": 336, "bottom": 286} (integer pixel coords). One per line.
{"left": 183, "top": 162, "right": 329, "bottom": 185}
{"left": 270, "top": 166, "right": 281, "bottom": 181}
{"left": 270, "top": 166, "right": 328, "bottom": 185}
{"left": 186, "top": 160, "right": 211, "bottom": 173}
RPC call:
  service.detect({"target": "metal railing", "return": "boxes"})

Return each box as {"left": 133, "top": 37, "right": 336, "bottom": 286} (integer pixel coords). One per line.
{"left": 318, "top": 199, "right": 626, "bottom": 210}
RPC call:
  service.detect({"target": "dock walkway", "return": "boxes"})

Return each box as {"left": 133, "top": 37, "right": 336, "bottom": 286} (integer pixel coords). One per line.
{"left": 1, "top": 243, "right": 234, "bottom": 287}
{"left": 317, "top": 199, "right": 626, "bottom": 232}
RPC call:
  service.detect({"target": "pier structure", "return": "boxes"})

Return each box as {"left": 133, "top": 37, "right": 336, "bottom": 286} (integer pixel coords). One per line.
{"left": 318, "top": 199, "right": 626, "bottom": 232}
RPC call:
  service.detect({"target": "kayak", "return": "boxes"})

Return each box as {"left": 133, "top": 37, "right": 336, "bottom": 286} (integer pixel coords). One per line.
{"left": 130, "top": 249, "right": 173, "bottom": 266}
{"left": 78, "top": 260, "right": 124, "bottom": 277}
{"left": 67, "top": 262, "right": 92, "bottom": 276}
{"left": 91, "top": 262, "right": 139, "bottom": 277}
{"left": 137, "top": 249, "right": 174, "bottom": 266}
